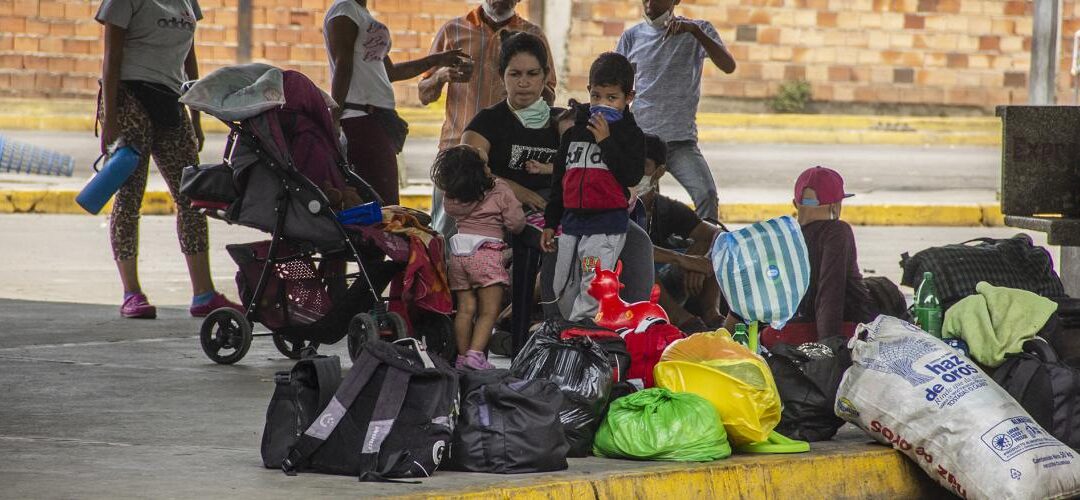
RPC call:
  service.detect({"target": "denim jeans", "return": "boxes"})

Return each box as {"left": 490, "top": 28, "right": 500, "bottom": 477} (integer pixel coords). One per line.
{"left": 666, "top": 140, "right": 718, "bottom": 220}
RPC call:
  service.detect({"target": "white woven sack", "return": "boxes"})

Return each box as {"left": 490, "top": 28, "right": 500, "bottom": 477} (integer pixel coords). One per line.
{"left": 835, "top": 315, "right": 1080, "bottom": 500}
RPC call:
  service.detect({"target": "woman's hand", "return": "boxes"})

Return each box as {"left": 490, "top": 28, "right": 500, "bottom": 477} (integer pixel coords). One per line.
{"left": 540, "top": 228, "right": 557, "bottom": 253}
{"left": 431, "top": 48, "right": 466, "bottom": 69}
{"left": 524, "top": 160, "right": 553, "bottom": 175}
{"left": 100, "top": 117, "right": 119, "bottom": 155}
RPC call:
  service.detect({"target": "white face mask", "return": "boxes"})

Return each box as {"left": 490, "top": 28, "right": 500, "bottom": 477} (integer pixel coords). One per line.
{"left": 482, "top": 1, "right": 516, "bottom": 24}
{"left": 645, "top": 9, "right": 673, "bottom": 29}
{"left": 634, "top": 175, "right": 657, "bottom": 196}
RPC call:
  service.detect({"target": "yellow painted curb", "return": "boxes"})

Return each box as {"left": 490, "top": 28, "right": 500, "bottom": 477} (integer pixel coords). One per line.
{"left": 697, "top": 128, "right": 1000, "bottom": 146}
{"left": 696, "top": 113, "right": 999, "bottom": 132}
{"left": 0, "top": 189, "right": 1005, "bottom": 227}
{"left": 0, "top": 99, "right": 1004, "bottom": 146}
{"left": 392, "top": 445, "right": 938, "bottom": 500}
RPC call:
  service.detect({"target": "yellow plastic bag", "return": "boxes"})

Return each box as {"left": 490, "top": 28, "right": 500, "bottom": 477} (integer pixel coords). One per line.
{"left": 654, "top": 330, "right": 782, "bottom": 445}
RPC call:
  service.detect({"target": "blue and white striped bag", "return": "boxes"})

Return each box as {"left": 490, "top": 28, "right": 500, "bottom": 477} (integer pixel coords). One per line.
{"left": 711, "top": 216, "right": 810, "bottom": 330}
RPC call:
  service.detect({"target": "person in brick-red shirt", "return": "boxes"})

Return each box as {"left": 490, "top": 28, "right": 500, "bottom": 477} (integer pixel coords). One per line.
{"left": 418, "top": 0, "right": 557, "bottom": 234}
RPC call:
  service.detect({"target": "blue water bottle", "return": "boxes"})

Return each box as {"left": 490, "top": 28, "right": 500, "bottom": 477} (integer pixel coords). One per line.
{"left": 76, "top": 140, "right": 140, "bottom": 215}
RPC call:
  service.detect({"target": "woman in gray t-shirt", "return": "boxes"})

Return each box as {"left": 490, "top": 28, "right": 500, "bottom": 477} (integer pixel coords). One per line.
{"left": 96, "top": 0, "right": 242, "bottom": 319}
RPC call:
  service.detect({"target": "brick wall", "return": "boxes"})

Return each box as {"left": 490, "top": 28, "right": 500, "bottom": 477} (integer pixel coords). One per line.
{"left": 0, "top": 0, "right": 1076, "bottom": 111}
{"left": 568, "top": 0, "right": 1080, "bottom": 110}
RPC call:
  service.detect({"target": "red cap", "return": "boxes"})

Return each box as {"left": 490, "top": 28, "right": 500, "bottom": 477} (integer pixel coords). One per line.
{"left": 794, "top": 166, "right": 853, "bottom": 205}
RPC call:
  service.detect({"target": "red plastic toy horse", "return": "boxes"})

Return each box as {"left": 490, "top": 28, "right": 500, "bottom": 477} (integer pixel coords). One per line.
{"left": 588, "top": 260, "right": 669, "bottom": 331}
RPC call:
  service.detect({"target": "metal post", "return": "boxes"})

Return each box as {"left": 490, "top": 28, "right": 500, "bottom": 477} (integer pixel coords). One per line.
{"left": 237, "top": 0, "right": 253, "bottom": 63}
{"left": 1029, "top": 0, "right": 1061, "bottom": 105}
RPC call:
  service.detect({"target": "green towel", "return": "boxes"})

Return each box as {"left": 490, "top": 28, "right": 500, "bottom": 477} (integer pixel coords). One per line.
{"left": 942, "top": 281, "right": 1058, "bottom": 367}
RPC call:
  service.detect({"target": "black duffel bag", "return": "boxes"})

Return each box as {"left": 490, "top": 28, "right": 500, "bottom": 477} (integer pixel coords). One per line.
{"left": 993, "top": 338, "right": 1080, "bottom": 450}
{"left": 447, "top": 369, "right": 569, "bottom": 473}
{"left": 900, "top": 234, "right": 1065, "bottom": 309}
{"left": 766, "top": 336, "right": 852, "bottom": 442}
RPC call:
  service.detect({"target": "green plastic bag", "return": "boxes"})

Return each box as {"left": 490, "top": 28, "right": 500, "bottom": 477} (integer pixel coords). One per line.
{"left": 593, "top": 388, "right": 732, "bottom": 461}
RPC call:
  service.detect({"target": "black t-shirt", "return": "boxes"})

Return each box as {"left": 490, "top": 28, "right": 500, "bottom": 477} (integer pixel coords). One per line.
{"left": 464, "top": 101, "right": 562, "bottom": 192}
{"left": 644, "top": 194, "right": 701, "bottom": 248}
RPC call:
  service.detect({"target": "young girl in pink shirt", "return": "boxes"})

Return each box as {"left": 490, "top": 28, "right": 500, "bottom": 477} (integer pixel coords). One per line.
{"left": 431, "top": 145, "right": 526, "bottom": 370}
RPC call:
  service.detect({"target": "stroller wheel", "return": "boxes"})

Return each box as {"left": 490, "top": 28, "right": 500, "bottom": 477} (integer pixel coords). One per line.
{"left": 199, "top": 308, "right": 253, "bottom": 364}
{"left": 272, "top": 334, "right": 320, "bottom": 360}
{"left": 386, "top": 312, "right": 409, "bottom": 341}
{"left": 347, "top": 313, "right": 379, "bottom": 361}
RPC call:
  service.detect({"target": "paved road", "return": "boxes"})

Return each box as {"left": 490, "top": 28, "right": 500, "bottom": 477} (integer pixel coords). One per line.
{"left": 0, "top": 131, "right": 1000, "bottom": 196}
{"left": 0, "top": 214, "right": 1048, "bottom": 307}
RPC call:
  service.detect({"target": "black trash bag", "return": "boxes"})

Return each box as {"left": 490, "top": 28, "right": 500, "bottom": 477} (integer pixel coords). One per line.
{"left": 766, "top": 336, "right": 852, "bottom": 442}
{"left": 447, "top": 369, "right": 569, "bottom": 473}
{"left": 510, "top": 321, "right": 613, "bottom": 457}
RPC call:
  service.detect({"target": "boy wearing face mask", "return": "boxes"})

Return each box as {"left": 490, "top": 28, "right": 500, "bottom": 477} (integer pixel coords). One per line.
{"left": 616, "top": 0, "right": 735, "bottom": 222}
{"left": 541, "top": 52, "right": 646, "bottom": 323}
{"left": 633, "top": 134, "right": 727, "bottom": 332}
{"left": 749, "top": 166, "right": 872, "bottom": 348}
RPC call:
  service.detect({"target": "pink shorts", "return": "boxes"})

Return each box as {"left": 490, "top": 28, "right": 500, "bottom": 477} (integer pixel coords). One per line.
{"left": 448, "top": 242, "right": 509, "bottom": 291}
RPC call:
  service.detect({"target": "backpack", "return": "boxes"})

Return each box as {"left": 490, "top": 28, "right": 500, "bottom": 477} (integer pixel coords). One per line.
{"left": 620, "top": 320, "right": 686, "bottom": 389}
{"left": 992, "top": 338, "right": 1080, "bottom": 450}
{"left": 765, "top": 336, "right": 852, "bottom": 442}
{"left": 261, "top": 355, "right": 342, "bottom": 469}
{"left": 277, "top": 339, "right": 459, "bottom": 480}
{"left": 863, "top": 276, "right": 911, "bottom": 322}
{"left": 447, "top": 370, "right": 569, "bottom": 473}
{"left": 510, "top": 325, "right": 613, "bottom": 457}
{"left": 900, "top": 234, "right": 1065, "bottom": 309}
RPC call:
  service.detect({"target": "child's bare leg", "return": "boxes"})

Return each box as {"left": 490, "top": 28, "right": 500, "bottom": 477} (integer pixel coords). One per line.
{"left": 454, "top": 290, "right": 477, "bottom": 355}
{"left": 470, "top": 285, "right": 504, "bottom": 352}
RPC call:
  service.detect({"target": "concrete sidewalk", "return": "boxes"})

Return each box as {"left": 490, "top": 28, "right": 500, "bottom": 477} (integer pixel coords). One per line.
{"left": 3, "top": 215, "right": 1054, "bottom": 497}
{"left": 0, "top": 298, "right": 945, "bottom": 499}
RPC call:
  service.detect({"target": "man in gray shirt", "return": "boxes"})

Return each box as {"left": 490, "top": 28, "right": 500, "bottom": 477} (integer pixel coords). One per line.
{"left": 616, "top": 0, "right": 736, "bottom": 220}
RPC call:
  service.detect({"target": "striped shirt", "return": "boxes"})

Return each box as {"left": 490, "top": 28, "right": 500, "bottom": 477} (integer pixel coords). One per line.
{"left": 422, "top": 7, "right": 557, "bottom": 151}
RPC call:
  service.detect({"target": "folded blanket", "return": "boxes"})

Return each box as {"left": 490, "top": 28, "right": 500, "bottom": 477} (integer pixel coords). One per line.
{"left": 943, "top": 281, "right": 1057, "bottom": 367}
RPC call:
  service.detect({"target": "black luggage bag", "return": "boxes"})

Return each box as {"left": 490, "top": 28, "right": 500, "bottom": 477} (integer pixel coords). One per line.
{"left": 447, "top": 369, "right": 569, "bottom": 473}
{"left": 900, "top": 234, "right": 1065, "bottom": 309}
{"left": 264, "top": 339, "right": 459, "bottom": 481}
{"left": 993, "top": 338, "right": 1080, "bottom": 450}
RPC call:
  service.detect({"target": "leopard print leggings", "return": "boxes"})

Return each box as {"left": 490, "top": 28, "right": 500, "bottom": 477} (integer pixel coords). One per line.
{"left": 99, "top": 86, "right": 208, "bottom": 261}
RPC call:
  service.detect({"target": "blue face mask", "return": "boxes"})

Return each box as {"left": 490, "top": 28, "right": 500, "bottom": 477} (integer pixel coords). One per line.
{"left": 589, "top": 104, "right": 623, "bottom": 123}
{"left": 800, "top": 198, "right": 820, "bottom": 206}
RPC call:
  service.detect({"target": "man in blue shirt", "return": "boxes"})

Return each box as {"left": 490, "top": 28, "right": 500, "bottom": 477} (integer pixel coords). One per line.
{"left": 616, "top": 0, "right": 736, "bottom": 221}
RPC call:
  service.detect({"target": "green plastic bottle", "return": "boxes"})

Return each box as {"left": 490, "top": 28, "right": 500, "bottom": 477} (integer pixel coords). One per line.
{"left": 915, "top": 271, "right": 943, "bottom": 337}
{"left": 732, "top": 323, "right": 750, "bottom": 347}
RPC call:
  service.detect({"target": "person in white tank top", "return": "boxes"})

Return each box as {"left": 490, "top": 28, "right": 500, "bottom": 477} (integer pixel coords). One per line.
{"left": 324, "top": 0, "right": 466, "bottom": 204}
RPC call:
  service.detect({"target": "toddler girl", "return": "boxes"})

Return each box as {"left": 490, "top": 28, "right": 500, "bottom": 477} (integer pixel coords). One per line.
{"left": 431, "top": 145, "right": 525, "bottom": 370}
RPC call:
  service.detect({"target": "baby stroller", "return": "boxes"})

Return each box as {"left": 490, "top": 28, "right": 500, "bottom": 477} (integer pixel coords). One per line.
{"left": 179, "top": 65, "right": 452, "bottom": 364}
